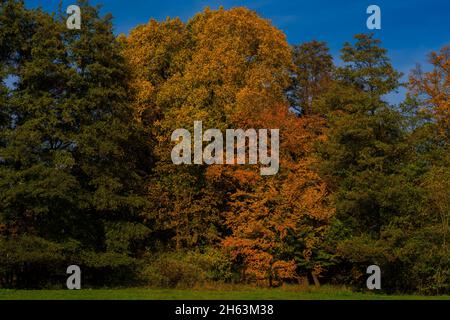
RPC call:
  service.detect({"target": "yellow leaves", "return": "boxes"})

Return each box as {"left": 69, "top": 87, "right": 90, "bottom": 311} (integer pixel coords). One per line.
{"left": 123, "top": 6, "right": 294, "bottom": 132}
{"left": 129, "top": 78, "right": 155, "bottom": 121}
{"left": 229, "top": 168, "right": 260, "bottom": 185}
{"left": 312, "top": 264, "right": 325, "bottom": 278}
{"left": 272, "top": 260, "right": 297, "bottom": 280}
{"left": 410, "top": 46, "right": 450, "bottom": 140}
{"left": 223, "top": 92, "right": 333, "bottom": 285}
{"left": 223, "top": 236, "right": 297, "bottom": 285}
{"left": 122, "top": 17, "right": 190, "bottom": 123}
{"left": 204, "top": 165, "right": 224, "bottom": 182}
{"left": 122, "top": 7, "right": 334, "bottom": 283}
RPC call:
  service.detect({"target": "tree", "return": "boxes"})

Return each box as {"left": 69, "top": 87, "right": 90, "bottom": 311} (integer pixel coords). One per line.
{"left": 408, "top": 46, "right": 449, "bottom": 244}
{"left": 123, "top": 7, "right": 294, "bottom": 251}
{"left": 290, "top": 41, "right": 333, "bottom": 115}
{"left": 123, "top": 14, "right": 224, "bottom": 250}
{"left": 124, "top": 7, "right": 334, "bottom": 286}
{"left": 318, "top": 34, "right": 404, "bottom": 234}
{"left": 223, "top": 107, "right": 333, "bottom": 286}
{"left": 401, "top": 46, "right": 450, "bottom": 294}
{"left": 316, "top": 34, "right": 417, "bottom": 289}
{"left": 409, "top": 46, "right": 449, "bottom": 143}
{"left": 0, "top": 0, "right": 151, "bottom": 288}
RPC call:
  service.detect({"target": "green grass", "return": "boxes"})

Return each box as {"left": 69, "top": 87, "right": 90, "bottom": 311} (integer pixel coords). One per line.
{"left": 1, "top": 286, "right": 449, "bottom": 300}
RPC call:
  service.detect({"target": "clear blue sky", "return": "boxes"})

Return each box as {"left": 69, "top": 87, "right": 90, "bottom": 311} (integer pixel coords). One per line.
{"left": 25, "top": 0, "right": 450, "bottom": 104}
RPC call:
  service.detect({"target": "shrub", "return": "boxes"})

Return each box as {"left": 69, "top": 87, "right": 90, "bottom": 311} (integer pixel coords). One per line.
{"left": 139, "top": 249, "right": 233, "bottom": 288}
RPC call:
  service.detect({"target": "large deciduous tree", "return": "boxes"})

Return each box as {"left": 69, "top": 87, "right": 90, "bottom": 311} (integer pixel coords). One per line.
{"left": 124, "top": 7, "right": 333, "bottom": 286}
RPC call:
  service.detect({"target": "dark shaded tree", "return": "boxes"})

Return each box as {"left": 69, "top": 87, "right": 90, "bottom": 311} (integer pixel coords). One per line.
{"left": 0, "top": 0, "right": 152, "bottom": 288}
{"left": 290, "top": 41, "right": 333, "bottom": 115}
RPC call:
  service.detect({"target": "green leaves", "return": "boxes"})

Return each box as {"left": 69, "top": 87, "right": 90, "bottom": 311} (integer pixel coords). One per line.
{"left": 0, "top": 0, "right": 151, "bottom": 288}
{"left": 0, "top": 2, "right": 447, "bottom": 293}
{"left": 339, "top": 34, "right": 403, "bottom": 98}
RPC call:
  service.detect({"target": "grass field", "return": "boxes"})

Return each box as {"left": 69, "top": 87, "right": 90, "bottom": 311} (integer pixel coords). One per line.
{"left": 1, "top": 286, "right": 449, "bottom": 300}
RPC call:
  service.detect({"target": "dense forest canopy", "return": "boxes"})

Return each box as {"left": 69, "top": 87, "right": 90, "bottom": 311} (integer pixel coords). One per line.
{"left": 0, "top": 0, "right": 448, "bottom": 294}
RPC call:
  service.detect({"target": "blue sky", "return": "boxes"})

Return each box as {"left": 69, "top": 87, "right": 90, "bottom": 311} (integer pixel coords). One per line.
{"left": 25, "top": 0, "right": 450, "bottom": 104}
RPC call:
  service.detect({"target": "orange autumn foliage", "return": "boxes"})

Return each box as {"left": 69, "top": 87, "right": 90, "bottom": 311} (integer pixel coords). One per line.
{"left": 123, "top": 7, "right": 333, "bottom": 286}
{"left": 410, "top": 46, "right": 450, "bottom": 141}
{"left": 223, "top": 105, "right": 334, "bottom": 286}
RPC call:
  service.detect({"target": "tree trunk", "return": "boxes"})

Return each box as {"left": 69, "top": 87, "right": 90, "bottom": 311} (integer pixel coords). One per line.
{"left": 311, "top": 272, "right": 320, "bottom": 287}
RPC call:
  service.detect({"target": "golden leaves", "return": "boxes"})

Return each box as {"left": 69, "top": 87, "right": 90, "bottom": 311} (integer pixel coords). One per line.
{"left": 122, "top": 7, "right": 334, "bottom": 284}
{"left": 410, "top": 46, "right": 450, "bottom": 140}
